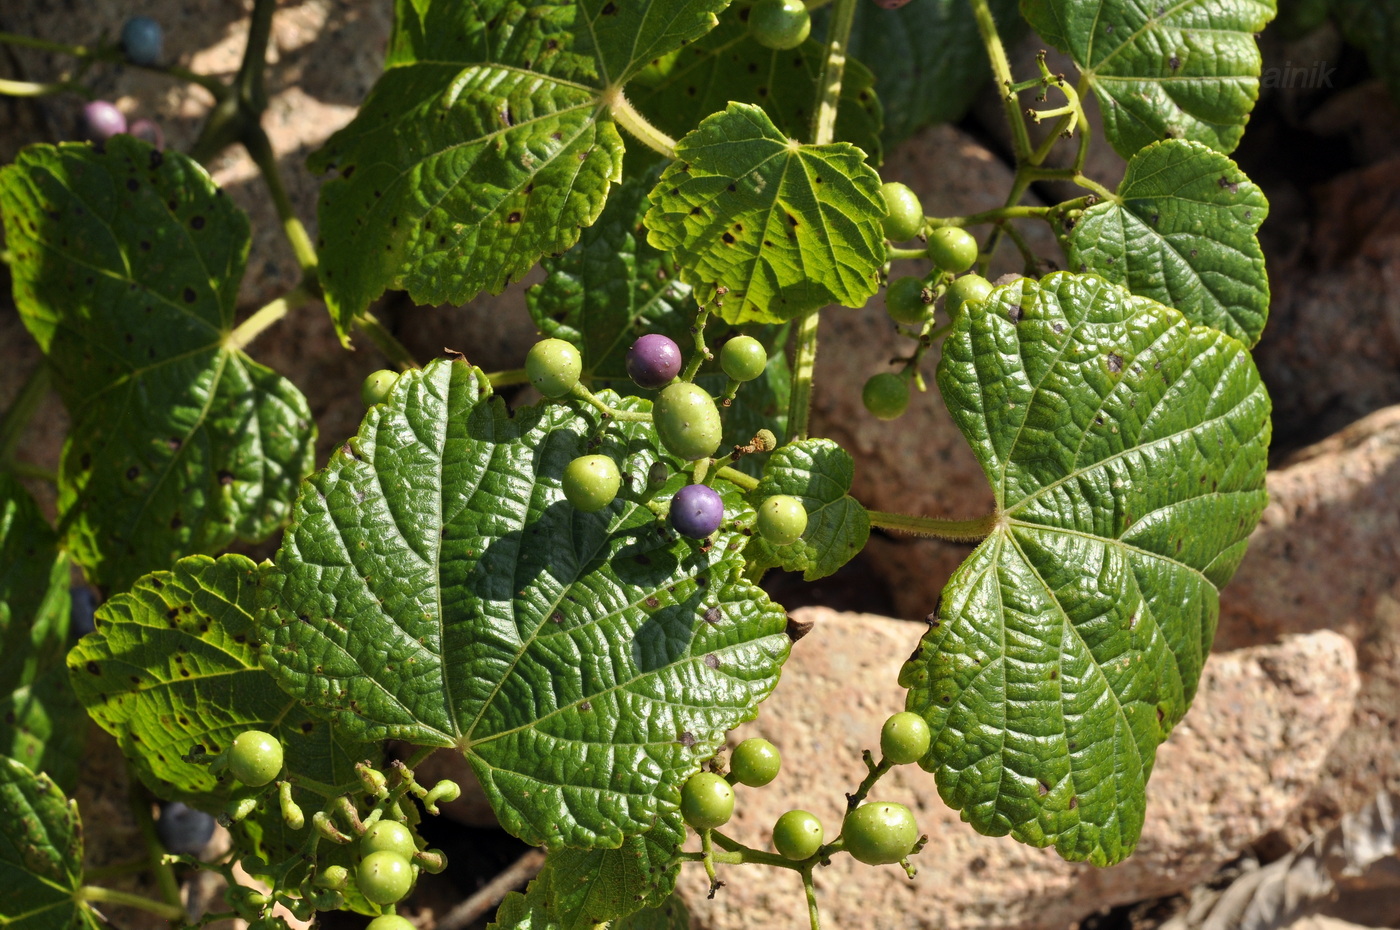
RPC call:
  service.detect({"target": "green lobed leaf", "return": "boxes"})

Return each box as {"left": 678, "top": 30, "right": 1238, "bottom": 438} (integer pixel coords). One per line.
{"left": 259, "top": 358, "right": 790, "bottom": 849}
{"left": 543, "top": 811, "right": 684, "bottom": 928}
{"left": 1021, "top": 0, "right": 1278, "bottom": 157}
{"left": 0, "top": 476, "right": 80, "bottom": 792}
{"left": 841, "top": 0, "right": 1022, "bottom": 145}
{"left": 900, "top": 272, "right": 1270, "bottom": 865}
{"left": 489, "top": 875, "right": 558, "bottom": 930}
{"left": 627, "top": 7, "right": 882, "bottom": 165}
{"left": 611, "top": 894, "right": 691, "bottom": 930}
{"left": 67, "top": 555, "right": 375, "bottom": 825}
{"left": 1330, "top": 0, "right": 1400, "bottom": 101}
{"left": 644, "top": 103, "right": 885, "bottom": 324}
{"left": 315, "top": 0, "right": 732, "bottom": 331}
{"left": 0, "top": 755, "right": 95, "bottom": 930}
{"left": 0, "top": 138, "right": 315, "bottom": 593}
{"left": 1067, "top": 140, "right": 1270, "bottom": 347}
{"left": 746, "top": 438, "right": 869, "bottom": 581}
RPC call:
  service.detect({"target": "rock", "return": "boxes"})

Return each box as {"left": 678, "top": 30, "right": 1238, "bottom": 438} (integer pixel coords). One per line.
{"left": 674, "top": 609, "right": 1357, "bottom": 930}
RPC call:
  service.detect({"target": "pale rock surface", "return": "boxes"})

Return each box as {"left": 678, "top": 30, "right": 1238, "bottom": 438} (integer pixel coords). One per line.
{"left": 674, "top": 609, "right": 1357, "bottom": 930}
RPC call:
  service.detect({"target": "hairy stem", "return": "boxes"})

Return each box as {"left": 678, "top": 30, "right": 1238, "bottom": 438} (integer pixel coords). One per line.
{"left": 969, "top": 0, "right": 1030, "bottom": 162}
{"left": 607, "top": 90, "right": 677, "bottom": 159}
{"left": 715, "top": 465, "right": 759, "bottom": 491}
{"left": 786, "top": 309, "right": 820, "bottom": 441}
{"left": 681, "top": 308, "right": 712, "bottom": 382}
{"left": 810, "top": 0, "right": 856, "bottom": 144}
{"left": 244, "top": 126, "right": 318, "bottom": 279}
{"left": 75, "top": 886, "right": 186, "bottom": 921}
{"left": 866, "top": 509, "right": 999, "bottom": 542}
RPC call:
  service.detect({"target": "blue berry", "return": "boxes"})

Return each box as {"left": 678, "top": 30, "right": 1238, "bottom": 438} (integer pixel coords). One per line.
{"left": 70, "top": 586, "right": 98, "bottom": 639}
{"left": 626, "top": 334, "right": 683, "bottom": 389}
{"left": 670, "top": 484, "right": 724, "bottom": 539}
{"left": 121, "top": 17, "right": 164, "bottom": 66}
{"left": 155, "top": 801, "right": 216, "bottom": 856}
{"left": 80, "top": 101, "right": 126, "bottom": 142}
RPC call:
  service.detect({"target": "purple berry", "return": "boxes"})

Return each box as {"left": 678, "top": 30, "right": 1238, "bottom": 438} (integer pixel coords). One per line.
{"left": 670, "top": 484, "right": 724, "bottom": 539}
{"left": 80, "top": 101, "right": 127, "bottom": 142}
{"left": 155, "top": 801, "right": 216, "bottom": 856}
{"left": 625, "top": 334, "right": 683, "bottom": 389}
{"left": 128, "top": 119, "right": 165, "bottom": 150}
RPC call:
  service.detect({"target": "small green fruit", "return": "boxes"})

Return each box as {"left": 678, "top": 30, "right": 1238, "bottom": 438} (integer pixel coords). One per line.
{"left": 526, "top": 338, "right": 583, "bottom": 398}
{"left": 862, "top": 373, "right": 909, "bottom": 421}
{"left": 562, "top": 455, "right": 621, "bottom": 512}
{"left": 756, "top": 495, "right": 807, "bottom": 547}
{"left": 654, "top": 382, "right": 723, "bottom": 461}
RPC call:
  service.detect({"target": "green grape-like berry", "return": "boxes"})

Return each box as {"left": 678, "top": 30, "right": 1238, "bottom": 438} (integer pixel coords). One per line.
{"left": 946, "top": 273, "right": 993, "bottom": 316}
{"left": 862, "top": 373, "right": 909, "bottom": 421}
{"left": 879, "top": 712, "right": 932, "bottom": 765}
{"left": 841, "top": 801, "right": 920, "bottom": 865}
{"left": 228, "top": 730, "right": 283, "bottom": 787}
{"left": 879, "top": 182, "right": 924, "bottom": 242}
{"left": 525, "top": 338, "right": 582, "bottom": 398}
{"left": 926, "top": 226, "right": 980, "bottom": 274}
{"left": 756, "top": 495, "right": 808, "bottom": 547}
{"left": 361, "top": 820, "right": 417, "bottom": 859}
{"left": 357, "top": 850, "right": 414, "bottom": 906}
{"left": 749, "top": 0, "right": 810, "bottom": 50}
{"left": 366, "top": 917, "right": 416, "bottom": 930}
{"left": 720, "top": 335, "right": 768, "bottom": 382}
{"left": 772, "top": 809, "right": 824, "bottom": 860}
{"left": 654, "top": 382, "right": 723, "bottom": 461}
{"left": 680, "top": 771, "right": 735, "bottom": 831}
{"left": 885, "top": 276, "right": 932, "bottom": 326}
{"left": 562, "top": 455, "right": 621, "bottom": 512}
{"left": 730, "top": 738, "right": 782, "bottom": 787}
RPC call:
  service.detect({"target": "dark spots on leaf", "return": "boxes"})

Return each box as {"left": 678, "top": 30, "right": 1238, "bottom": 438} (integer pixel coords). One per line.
{"left": 727, "top": 183, "right": 736, "bottom": 193}
{"left": 139, "top": 240, "right": 151, "bottom": 251}
{"left": 704, "top": 606, "right": 723, "bottom": 624}
{"left": 1069, "top": 795, "right": 1079, "bottom": 809}
{"left": 1053, "top": 322, "right": 1065, "bottom": 333}
{"left": 300, "top": 721, "right": 314, "bottom": 733}
{"left": 1038, "top": 781, "right": 1049, "bottom": 796}
{"left": 508, "top": 211, "right": 521, "bottom": 223}
{"left": 500, "top": 106, "right": 514, "bottom": 127}
{"left": 645, "top": 596, "right": 660, "bottom": 609}
{"left": 690, "top": 206, "right": 702, "bottom": 215}
{"left": 79, "top": 452, "right": 92, "bottom": 470}
{"left": 601, "top": 1, "right": 617, "bottom": 13}
{"left": 1169, "top": 56, "right": 1181, "bottom": 71}
{"left": 696, "top": 575, "right": 708, "bottom": 588}
{"left": 686, "top": 86, "right": 697, "bottom": 96}
{"left": 722, "top": 232, "right": 735, "bottom": 244}
{"left": 126, "top": 178, "right": 139, "bottom": 192}
{"left": 218, "top": 470, "right": 233, "bottom": 486}
{"left": 149, "top": 150, "right": 163, "bottom": 169}
{"left": 86, "top": 661, "right": 101, "bottom": 675}
{"left": 1008, "top": 305, "right": 1023, "bottom": 323}
{"left": 191, "top": 215, "right": 205, "bottom": 230}
{"left": 678, "top": 731, "right": 696, "bottom": 747}
{"left": 787, "top": 213, "right": 798, "bottom": 227}
{"left": 1106, "top": 24, "right": 1114, "bottom": 33}
{"left": 551, "top": 611, "right": 563, "bottom": 624}
{"left": 183, "top": 287, "right": 196, "bottom": 303}
{"left": 342, "top": 165, "right": 355, "bottom": 178}
{"left": 748, "top": 62, "right": 758, "bottom": 74}
{"left": 941, "top": 694, "right": 951, "bottom": 703}
{"left": 704, "top": 654, "right": 719, "bottom": 668}
{"left": 1218, "top": 177, "right": 1239, "bottom": 194}
{"left": 170, "top": 515, "right": 183, "bottom": 529}
{"left": 633, "top": 553, "right": 651, "bottom": 566}
{"left": 1106, "top": 353, "right": 1124, "bottom": 373}
{"left": 757, "top": 86, "right": 768, "bottom": 97}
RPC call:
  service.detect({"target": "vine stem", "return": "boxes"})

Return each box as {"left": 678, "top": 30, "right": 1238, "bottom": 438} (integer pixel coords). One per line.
{"left": 866, "top": 509, "right": 999, "bottom": 542}
{"left": 353, "top": 314, "right": 421, "bottom": 371}
{"left": 125, "top": 778, "right": 182, "bottom": 910}
{"left": 0, "top": 30, "right": 228, "bottom": 99}
{"left": 244, "top": 126, "right": 318, "bottom": 279}
{"left": 226, "top": 286, "right": 314, "bottom": 352}
{"left": 569, "top": 382, "right": 653, "bottom": 422}
{"left": 786, "top": 310, "right": 820, "bottom": 441}
{"left": 0, "top": 76, "right": 89, "bottom": 97}
{"left": 485, "top": 368, "right": 529, "bottom": 388}
{"left": 605, "top": 88, "right": 677, "bottom": 160}
{"left": 75, "top": 886, "right": 186, "bottom": 921}
{"left": 802, "top": 866, "right": 823, "bottom": 930}
{"left": 968, "top": 0, "right": 1030, "bottom": 162}
{"left": 715, "top": 465, "right": 758, "bottom": 490}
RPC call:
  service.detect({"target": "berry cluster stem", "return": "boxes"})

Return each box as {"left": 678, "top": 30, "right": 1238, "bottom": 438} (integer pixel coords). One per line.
{"left": 569, "top": 382, "right": 654, "bottom": 422}
{"left": 787, "top": 309, "right": 820, "bottom": 442}
{"left": 865, "top": 509, "right": 999, "bottom": 541}
{"left": 75, "top": 886, "right": 186, "bottom": 921}
{"left": 969, "top": 0, "right": 1031, "bottom": 162}
{"left": 0, "top": 30, "right": 228, "bottom": 98}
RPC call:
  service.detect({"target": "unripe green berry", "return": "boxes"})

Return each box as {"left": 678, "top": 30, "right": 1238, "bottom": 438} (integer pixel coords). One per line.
{"left": 562, "top": 455, "right": 621, "bottom": 512}
{"left": 862, "top": 373, "right": 909, "bottom": 421}
{"left": 228, "top": 730, "right": 282, "bottom": 787}
{"left": 366, "top": 917, "right": 416, "bottom": 930}
{"left": 361, "top": 819, "right": 417, "bottom": 859}
{"left": 653, "top": 382, "right": 723, "bottom": 461}
{"left": 880, "top": 712, "right": 932, "bottom": 765}
{"left": 525, "top": 338, "right": 582, "bottom": 398}
{"left": 885, "top": 276, "right": 932, "bottom": 326}
{"left": 360, "top": 370, "right": 398, "bottom": 408}
{"left": 357, "top": 850, "right": 414, "bottom": 906}
{"left": 729, "top": 738, "right": 781, "bottom": 787}
{"left": 756, "top": 495, "right": 807, "bottom": 547}
{"left": 926, "top": 226, "right": 980, "bottom": 273}
{"left": 772, "top": 809, "right": 824, "bottom": 860}
{"left": 879, "top": 182, "right": 924, "bottom": 242}
{"left": 750, "top": 0, "right": 811, "bottom": 50}
{"left": 946, "top": 274, "right": 993, "bottom": 316}
{"left": 720, "top": 335, "right": 768, "bottom": 382}
{"left": 680, "top": 771, "right": 734, "bottom": 831}
{"left": 841, "top": 801, "right": 919, "bottom": 865}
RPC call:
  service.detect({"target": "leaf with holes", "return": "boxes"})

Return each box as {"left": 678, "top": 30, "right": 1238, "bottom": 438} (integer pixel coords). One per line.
{"left": 644, "top": 103, "right": 885, "bottom": 324}
{"left": 312, "top": 0, "right": 729, "bottom": 332}
{"left": 66, "top": 554, "right": 375, "bottom": 846}
{"left": 0, "top": 477, "right": 80, "bottom": 793}
{"left": 746, "top": 439, "right": 868, "bottom": 581}
{"left": 1067, "top": 140, "right": 1270, "bottom": 347}
{"left": 0, "top": 138, "right": 315, "bottom": 593}
{"left": 1022, "top": 0, "right": 1277, "bottom": 157}
{"left": 627, "top": 10, "right": 882, "bottom": 165}
{"left": 0, "top": 755, "right": 98, "bottom": 930}
{"left": 900, "top": 272, "right": 1270, "bottom": 865}
{"left": 258, "top": 358, "right": 790, "bottom": 849}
